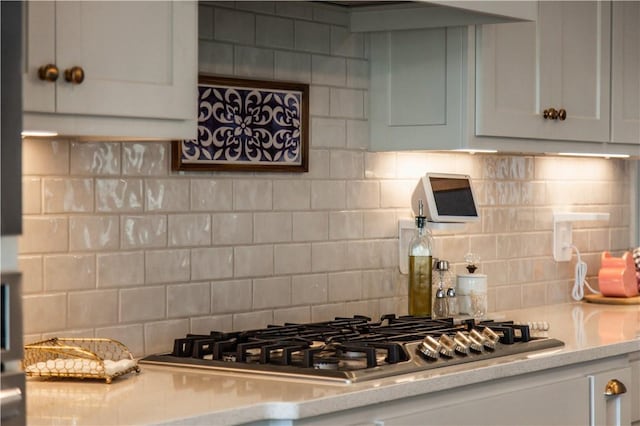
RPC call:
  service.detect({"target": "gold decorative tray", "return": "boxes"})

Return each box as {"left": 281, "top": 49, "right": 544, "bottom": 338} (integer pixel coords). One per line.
{"left": 23, "top": 338, "right": 140, "bottom": 384}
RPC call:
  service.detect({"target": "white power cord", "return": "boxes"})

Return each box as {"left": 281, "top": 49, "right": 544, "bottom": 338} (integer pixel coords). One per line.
{"left": 569, "top": 244, "right": 600, "bottom": 301}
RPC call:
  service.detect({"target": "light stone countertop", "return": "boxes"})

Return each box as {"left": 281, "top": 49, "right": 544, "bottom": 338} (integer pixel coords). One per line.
{"left": 26, "top": 302, "right": 640, "bottom": 425}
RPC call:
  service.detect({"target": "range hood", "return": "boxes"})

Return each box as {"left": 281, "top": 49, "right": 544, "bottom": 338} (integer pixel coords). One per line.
{"left": 332, "top": 1, "right": 537, "bottom": 32}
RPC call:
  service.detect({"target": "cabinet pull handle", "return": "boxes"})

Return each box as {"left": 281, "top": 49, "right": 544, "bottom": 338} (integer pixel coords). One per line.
{"left": 543, "top": 108, "right": 558, "bottom": 120}
{"left": 558, "top": 108, "right": 567, "bottom": 121}
{"left": 604, "top": 379, "right": 627, "bottom": 396}
{"left": 38, "top": 64, "right": 59, "bottom": 82}
{"left": 64, "top": 66, "right": 85, "bottom": 84}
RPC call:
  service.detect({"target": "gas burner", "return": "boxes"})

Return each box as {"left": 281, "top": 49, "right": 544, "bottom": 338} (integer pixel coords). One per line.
{"left": 140, "top": 314, "right": 564, "bottom": 384}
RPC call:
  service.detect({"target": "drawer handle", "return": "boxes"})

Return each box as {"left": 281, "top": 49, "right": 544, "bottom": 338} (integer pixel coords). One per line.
{"left": 604, "top": 379, "right": 627, "bottom": 396}
{"left": 0, "top": 387, "right": 23, "bottom": 407}
{"left": 557, "top": 108, "right": 567, "bottom": 121}
{"left": 64, "top": 66, "right": 85, "bottom": 84}
{"left": 38, "top": 64, "right": 59, "bottom": 82}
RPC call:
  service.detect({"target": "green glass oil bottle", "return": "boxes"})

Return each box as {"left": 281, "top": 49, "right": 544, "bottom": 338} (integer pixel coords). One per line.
{"left": 408, "top": 200, "right": 433, "bottom": 316}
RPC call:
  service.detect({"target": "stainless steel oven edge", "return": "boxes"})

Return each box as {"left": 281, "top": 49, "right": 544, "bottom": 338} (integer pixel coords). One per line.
{"left": 1, "top": 272, "right": 25, "bottom": 426}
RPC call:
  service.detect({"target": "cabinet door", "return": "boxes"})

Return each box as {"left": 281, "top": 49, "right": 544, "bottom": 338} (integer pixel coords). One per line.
{"left": 590, "top": 367, "right": 632, "bottom": 426}
{"left": 22, "top": 1, "right": 56, "bottom": 113}
{"left": 23, "top": 1, "right": 196, "bottom": 122}
{"left": 369, "top": 27, "right": 465, "bottom": 151}
{"left": 611, "top": 1, "right": 640, "bottom": 145}
{"left": 55, "top": 1, "right": 195, "bottom": 120}
{"left": 476, "top": 1, "right": 611, "bottom": 143}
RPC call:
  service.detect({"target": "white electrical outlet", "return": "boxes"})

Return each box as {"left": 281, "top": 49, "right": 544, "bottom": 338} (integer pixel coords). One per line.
{"left": 552, "top": 212, "right": 610, "bottom": 262}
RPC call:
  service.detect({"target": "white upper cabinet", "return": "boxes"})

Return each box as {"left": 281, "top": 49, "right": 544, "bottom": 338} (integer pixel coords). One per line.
{"left": 369, "top": 27, "right": 466, "bottom": 151}
{"left": 475, "top": 1, "right": 611, "bottom": 143}
{"left": 23, "top": 1, "right": 197, "bottom": 139}
{"left": 611, "top": 1, "right": 640, "bottom": 145}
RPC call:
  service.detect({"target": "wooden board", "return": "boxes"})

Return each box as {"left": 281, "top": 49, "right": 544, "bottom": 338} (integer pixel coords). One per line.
{"left": 583, "top": 294, "right": 640, "bottom": 305}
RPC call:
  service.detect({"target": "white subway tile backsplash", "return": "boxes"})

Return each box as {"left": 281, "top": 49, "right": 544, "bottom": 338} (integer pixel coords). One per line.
{"left": 346, "top": 181, "right": 379, "bottom": 209}
{"left": 292, "top": 211, "right": 328, "bottom": 241}
{"left": 234, "top": 179, "right": 272, "bottom": 211}
{"left": 145, "top": 249, "right": 190, "bottom": 284}
{"left": 211, "top": 280, "right": 253, "bottom": 314}
{"left": 191, "top": 247, "right": 233, "bottom": 280}
{"left": 214, "top": 8, "right": 255, "bottom": 45}
{"left": 144, "top": 319, "right": 189, "bottom": 355}
{"left": 346, "top": 119, "right": 369, "bottom": 150}
{"left": 292, "top": 273, "right": 328, "bottom": 304}
{"left": 253, "top": 276, "right": 291, "bottom": 309}
{"left": 145, "top": 179, "right": 190, "bottom": 212}
{"left": 380, "top": 181, "right": 413, "bottom": 208}
{"left": 199, "top": 40, "right": 234, "bottom": 76}
{"left": 233, "top": 310, "right": 273, "bottom": 331}
{"left": 314, "top": 6, "right": 349, "bottom": 26}
{"left": 22, "top": 139, "right": 69, "bottom": 175}
{"left": 120, "top": 286, "right": 166, "bottom": 322}
{"left": 363, "top": 211, "right": 396, "bottom": 239}
{"left": 274, "top": 243, "right": 312, "bottom": 274}
{"left": 311, "top": 180, "right": 346, "bottom": 210}
{"left": 22, "top": 294, "right": 67, "bottom": 334}
{"left": 257, "top": 15, "right": 294, "bottom": 49}
{"left": 122, "top": 143, "right": 168, "bottom": 176}
{"left": 311, "top": 302, "right": 346, "bottom": 322}
{"left": 311, "top": 241, "right": 346, "bottom": 272}
{"left": 96, "top": 179, "right": 143, "bottom": 212}
{"left": 168, "top": 282, "right": 211, "bottom": 318}
{"left": 254, "top": 212, "right": 292, "bottom": 243}
{"left": 191, "top": 315, "right": 233, "bottom": 334}
{"left": 295, "top": 21, "right": 331, "bottom": 54}
{"left": 97, "top": 252, "right": 145, "bottom": 288}
{"left": 70, "top": 142, "right": 120, "bottom": 175}
{"left": 234, "top": 45, "right": 274, "bottom": 79}
{"left": 68, "top": 290, "right": 119, "bottom": 328}
{"left": 19, "top": 256, "right": 43, "bottom": 294}
{"left": 168, "top": 214, "right": 211, "bottom": 247}
{"left": 234, "top": 245, "right": 274, "bottom": 277}
{"left": 329, "top": 211, "right": 363, "bottom": 240}
{"left": 20, "top": 217, "right": 68, "bottom": 254}
{"left": 309, "top": 85, "right": 330, "bottom": 116}
{"left": 273, "top": 180, "right": 310, "bottom": 211}
{"left": 273, "top": 306, "right": 311, "bottom": 324}
{"left": 69, "top": 216, "right": 119, "bottom": 251}
{"left": 274, "top": 51, "right": 311, "bottom": 83}
{"left": 328, "top": 271, "right": 362, "bottom": 302}
{"left": 236, "top": 1, "right": 275, "bottom": 14}
{"left": 43, "top": 254, "right": 95, "bottom": 291}
{"left": 330, "top": 88, "right": 364, "bottom": 119}
{"left": 121, "top": 215, "right": 167, "bottom": 249}
{"left": 364, "top": 152, "right": 397, "bottom": 179}
{"left": 311, "top": 118, "right": 346, "bottom": 148}
{"left": 330, "top": 150, "right": 364, "bottom": 180}
{"left": 43, "top": 178, "right": 93, "bottom": 213}
{"left": 22, "top": 177, "right": 41, "bottom": 215}
{"left": 311, "top": 55, "right": 346, "bottom": 86}
{"left": 198, "top": 5, "right": 214, "bottom": 40}
{"left": 212, "top": 213, "right": 253, "bottom": 245}
{"left": 276, "top": 2, "right": 313, "bottom": 20}
{"left": 191, "top": 179, "right": 233, "bottom": 212}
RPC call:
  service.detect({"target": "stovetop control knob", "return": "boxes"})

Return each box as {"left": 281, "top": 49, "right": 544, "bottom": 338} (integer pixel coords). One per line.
{"left": 418, "top": 336, "right": 441, "bottom": 360}
{"left": 466, "top": 330, "right": 485, "bottom": 353}
{"left": 437, "top": 334, "right": 456, "bottom": 358}
{"left": 482, "top": 327, "right": 500, "bottom": 348}
{"left": 453, "top": 332, "right": 471, "bottom": 355}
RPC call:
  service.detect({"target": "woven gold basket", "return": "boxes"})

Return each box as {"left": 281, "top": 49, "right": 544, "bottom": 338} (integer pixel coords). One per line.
{"left": 23, "top": 338, "right": 140, "bottom": 384}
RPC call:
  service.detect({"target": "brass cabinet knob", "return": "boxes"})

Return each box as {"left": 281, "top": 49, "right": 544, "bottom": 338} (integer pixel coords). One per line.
{"left": 558, "top": 108, "right": 567, "bottom": 121}
{"left": 604, "top": 379, "right": 627, "bottom": 396}
{"left": 38, "top": 64, "right": 59, "bottom": 82}
{"left": 64, "top": 66, "right": 85, "bottom": 84}
{"left": 543, "top": 108, "right": 558, "bottom": 120}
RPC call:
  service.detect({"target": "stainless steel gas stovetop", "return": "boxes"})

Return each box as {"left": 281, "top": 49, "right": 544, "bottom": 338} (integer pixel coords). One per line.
{"left": 139, "top": 315, "right": 564, "bottom": 384}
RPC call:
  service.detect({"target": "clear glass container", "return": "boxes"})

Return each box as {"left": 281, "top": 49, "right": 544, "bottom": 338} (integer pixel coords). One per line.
{"left": 408, "top": 201, "right": 433, "bottom": 316}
